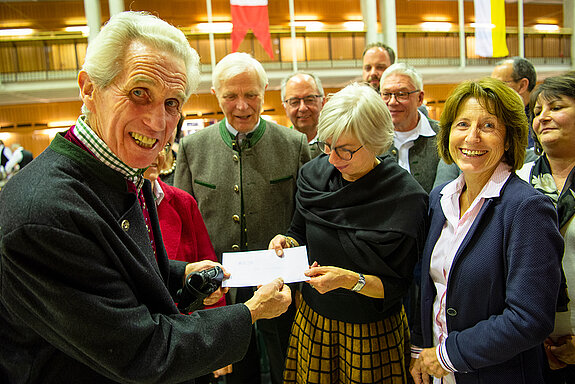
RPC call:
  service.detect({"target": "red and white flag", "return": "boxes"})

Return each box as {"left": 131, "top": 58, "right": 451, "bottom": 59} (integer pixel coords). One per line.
{"left": 230, "top": 0, "right": 274, "bottom": 59}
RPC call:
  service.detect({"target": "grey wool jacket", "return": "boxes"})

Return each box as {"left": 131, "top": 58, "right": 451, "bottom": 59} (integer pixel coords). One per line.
{"left": 175, "top": 118, "right": 311, "bottom": 258}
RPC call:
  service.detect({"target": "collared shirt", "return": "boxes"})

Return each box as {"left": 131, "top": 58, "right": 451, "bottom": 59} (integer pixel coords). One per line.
{"left": 152, "top": 179, "right": 165, "bottom": 206}
{"left": 73, "top": 115, "right": 146, "bottom": 191}
{"left": 225, "top": 119, "right": 258, "bottom": 138}
{"left": 394, "top": 110, "right": 436, "bottom": 173}
{"left": 429, "top": 162, "right": 511, "bottom": 383}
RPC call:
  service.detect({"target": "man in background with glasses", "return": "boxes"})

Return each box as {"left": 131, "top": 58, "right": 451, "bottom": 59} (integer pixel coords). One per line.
{"left": 380, "top": 63, "right": 439, "bottom": 194}
{"left": 281, "top": 72, "right": 325, "bottom": 158}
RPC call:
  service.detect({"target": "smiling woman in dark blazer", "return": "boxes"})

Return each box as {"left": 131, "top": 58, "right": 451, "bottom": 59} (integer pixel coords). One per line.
{"left": 410, "top": 78, "right": 564, "bottom": 384}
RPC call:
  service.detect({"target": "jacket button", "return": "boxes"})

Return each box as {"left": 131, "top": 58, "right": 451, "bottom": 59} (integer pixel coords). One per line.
{"left": 121, "top": 220, "right": 130, "bottom": 231}
{"left": 233, "top": 155, "right": 239, "bottom": 162}
{"left": 231, "top": 244, "right": 240, "bottom": 251}
{"left": 232, "top": 214, "right": 240, "bottom": 223}
{"left": 391, "top": 149, "right": 397, "bottom": 156}
{"left": 233, "top": 185, "right": 239, "bottom": 193}
{"left": 446, "top": 308, "right": 457, "bottom": 316}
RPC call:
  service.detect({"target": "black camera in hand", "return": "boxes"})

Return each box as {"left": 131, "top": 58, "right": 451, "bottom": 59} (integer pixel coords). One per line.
{"left": 177, "top": 266, "right": 224, "bottom": 313}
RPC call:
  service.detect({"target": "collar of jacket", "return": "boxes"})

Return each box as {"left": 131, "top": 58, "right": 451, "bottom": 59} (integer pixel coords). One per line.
{"left": 219, "top": 118, "right": 267, "bottom": 149}
{"left": 51, "top": 131, "right": 131, "bottom": 192}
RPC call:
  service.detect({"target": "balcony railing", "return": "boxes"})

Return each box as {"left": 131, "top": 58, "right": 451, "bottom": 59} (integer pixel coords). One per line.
{"left": 0, "top": 28, "right": 571, "bottom": 83}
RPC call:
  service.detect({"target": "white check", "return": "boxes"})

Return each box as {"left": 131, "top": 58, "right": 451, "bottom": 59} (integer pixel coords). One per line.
{"left": 221, "top": 246, "right": 310, "bottom": 287}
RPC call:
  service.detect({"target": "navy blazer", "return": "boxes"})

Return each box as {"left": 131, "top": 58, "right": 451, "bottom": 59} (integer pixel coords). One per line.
{"left": 420, "top": 173, "right": 564, "bottom": 383}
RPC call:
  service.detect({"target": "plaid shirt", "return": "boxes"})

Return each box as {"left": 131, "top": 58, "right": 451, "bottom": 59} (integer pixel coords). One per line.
{"left": 73, "top": 115, "right": 146, "bottom": 191}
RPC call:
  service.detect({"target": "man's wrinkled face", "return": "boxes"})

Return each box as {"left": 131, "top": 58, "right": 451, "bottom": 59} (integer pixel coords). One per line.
{"left": 215, "top": 71, "right": 265, "bottom": 133}
{"left": 80, "top": 41, "right": 187, "bottom": 169}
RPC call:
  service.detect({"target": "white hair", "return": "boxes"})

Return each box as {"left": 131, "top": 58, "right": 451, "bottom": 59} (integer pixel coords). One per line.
{"left": 212, "top": 52, "right": 268, "bottom": 94}
{"left": 380, "top": 63, "right": 423, "bottom": 92}
{"left": 82, "top": 11, "right": 200, "bottom": 102}
{"left": 318, "top": 83, "right": 394, "bottom": 155}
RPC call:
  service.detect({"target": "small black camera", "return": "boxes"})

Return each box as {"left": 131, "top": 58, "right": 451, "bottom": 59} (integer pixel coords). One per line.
{"left": 176, "top": 266, "right": 224, "bottom": 313}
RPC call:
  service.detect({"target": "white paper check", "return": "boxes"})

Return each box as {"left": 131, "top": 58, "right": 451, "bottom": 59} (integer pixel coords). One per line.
{"left": 221, "top": 246, "right": 310, "bottom": 287}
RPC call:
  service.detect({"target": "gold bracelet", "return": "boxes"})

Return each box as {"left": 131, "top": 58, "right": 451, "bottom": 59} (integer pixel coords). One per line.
{"left": 284, "top": 235, "right": 299, "bottom": 248}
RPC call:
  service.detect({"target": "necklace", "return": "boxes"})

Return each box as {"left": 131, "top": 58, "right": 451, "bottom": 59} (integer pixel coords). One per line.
{"left": 160, "top": 157, "right": 176, "bottom": 176}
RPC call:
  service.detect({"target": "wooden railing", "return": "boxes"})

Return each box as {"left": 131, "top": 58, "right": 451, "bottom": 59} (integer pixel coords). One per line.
{"left": 1, "top": 28, "right": 571, "bottom": 82}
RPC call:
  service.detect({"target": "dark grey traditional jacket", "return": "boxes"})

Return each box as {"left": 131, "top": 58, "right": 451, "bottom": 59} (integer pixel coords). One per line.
{"left": 0, "top": 132, "right": 252, "bottom": 383}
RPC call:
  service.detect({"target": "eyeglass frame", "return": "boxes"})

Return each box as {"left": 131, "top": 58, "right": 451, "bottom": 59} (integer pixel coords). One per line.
{"left": 381, "top": 90, "right": 420, "bottom": 102}
{"left": 316, "top": 141, "right": 364, "bottom": 161}
{"left": 283, "top": 94, "right": 324, "bottom": 108}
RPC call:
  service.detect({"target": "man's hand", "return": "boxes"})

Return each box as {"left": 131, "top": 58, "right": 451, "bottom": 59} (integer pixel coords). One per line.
{"left": 244, "top": 278, "right": 292, "bottom": 323}
{"left": 410, "top": 358, "right": 430, "bottom": 384}
{"left": 419, "top": 347, "right": 450, "bottom": 378}
{"left": 184, "top": 260, "right": 230, "bottom": 306}
{"left": 548, "top": 335, "right": 575, "bottom": 366}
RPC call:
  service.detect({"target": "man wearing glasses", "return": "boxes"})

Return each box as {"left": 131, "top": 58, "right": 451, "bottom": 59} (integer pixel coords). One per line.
{"left": 380, "top": 63, "right": 439, "bottom": 194}
{"left": 281, "top": 72, "right": 326, "bottom": 158}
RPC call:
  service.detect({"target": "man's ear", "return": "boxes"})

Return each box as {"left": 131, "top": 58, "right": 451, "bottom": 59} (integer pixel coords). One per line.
{"left": 417, "top": 90, "right": 425, "bottom": 107}
{"left": 78, "top": 71, "right": 96, "bottom": 110}
{"left": 517, "top": 78, "right": 530, "bottom": 96}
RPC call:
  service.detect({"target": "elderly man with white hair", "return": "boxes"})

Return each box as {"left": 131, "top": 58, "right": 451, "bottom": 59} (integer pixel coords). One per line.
{"left": 0, "top": 12, "right": 291, "bottom": 384}
{"left": 175, "top": 52, "right": 310, "bottom": 384}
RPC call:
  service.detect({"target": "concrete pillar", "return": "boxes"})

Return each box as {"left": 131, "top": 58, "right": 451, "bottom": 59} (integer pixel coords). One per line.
{"left": 379, "top": 0, "right": 397, "bottom": 55}
{"left": 108, "top": 0, "right": 124, "bottom": 17}
{"left": 565, "top": 0, "right": 575, "bottom": 68}
{"left": 83, "top": 0, "right": 101, "bottom": 44}
{"left": 362, "top": 0, "right": 378, "bottom": 45}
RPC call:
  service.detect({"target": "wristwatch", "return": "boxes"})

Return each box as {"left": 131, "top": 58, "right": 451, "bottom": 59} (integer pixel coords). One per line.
{"left": 351, "top": 273, "right": 366, "bottom": 292}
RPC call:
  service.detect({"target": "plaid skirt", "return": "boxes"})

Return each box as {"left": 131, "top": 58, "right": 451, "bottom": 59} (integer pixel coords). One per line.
{"left": 283, "top": 299, "right": 410, "bottom": 384}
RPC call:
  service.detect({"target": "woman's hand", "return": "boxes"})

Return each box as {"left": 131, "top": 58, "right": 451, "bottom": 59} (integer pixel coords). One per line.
{"left": 305, "top": 263, "right": 355, "bottom": 294}
{"left": 547, "top": 335, "right": 575, "bottom": 366}
{"left": 419, "top": 347, "right": 450, "bottom": 378}
{"left": 268, "top": 234, "right": 288, "bottom": 256}
{"left": 410, "top": 358, "right": 431, "bottom": 384}
{"left": 213, "top": 364, "right": 233, "bottom": 378}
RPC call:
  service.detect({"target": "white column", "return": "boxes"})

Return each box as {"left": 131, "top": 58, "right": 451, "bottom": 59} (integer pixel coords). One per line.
{"left": 565, "top": 0, "right": 575, "bottom": 69}
{"left": 83, "top": 0, "right": 102, "bottom": 44}
{"left": 379, "top": 0, "right": 397, "bottom": 54}
{"left": 362, "top": 0, "right": 378, "bottom": 45}
{"left": 206, "top": 0, "right": 217, "bottom": 74}
{"left": 518, "top": 0, "right": 524, "bottom": 58}
{"left": 288, "top": 0, "right": 298, "bottom": 71}
{"left": 108, "top": 0, "right": 124, "bottom": 17}
{"left": 458, "top": 0, "right": 466, "bottom": 68}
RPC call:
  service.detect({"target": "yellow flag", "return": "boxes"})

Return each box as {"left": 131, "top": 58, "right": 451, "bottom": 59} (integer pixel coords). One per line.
{"left": 474, "top": 0, "right": 509, "bottom": 57}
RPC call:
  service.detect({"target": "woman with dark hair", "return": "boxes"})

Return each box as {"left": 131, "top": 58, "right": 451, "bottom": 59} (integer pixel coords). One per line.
{"left": 411, "top": 78, "right": 564, "bottom": 384}
{"left": 517, "top": 72, "right": 575, "bottom": 384}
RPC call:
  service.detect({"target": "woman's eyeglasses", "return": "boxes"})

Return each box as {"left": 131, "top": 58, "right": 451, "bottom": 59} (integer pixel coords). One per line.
{"left": 316, "top": 141, "right": 363, "bottom": 161}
